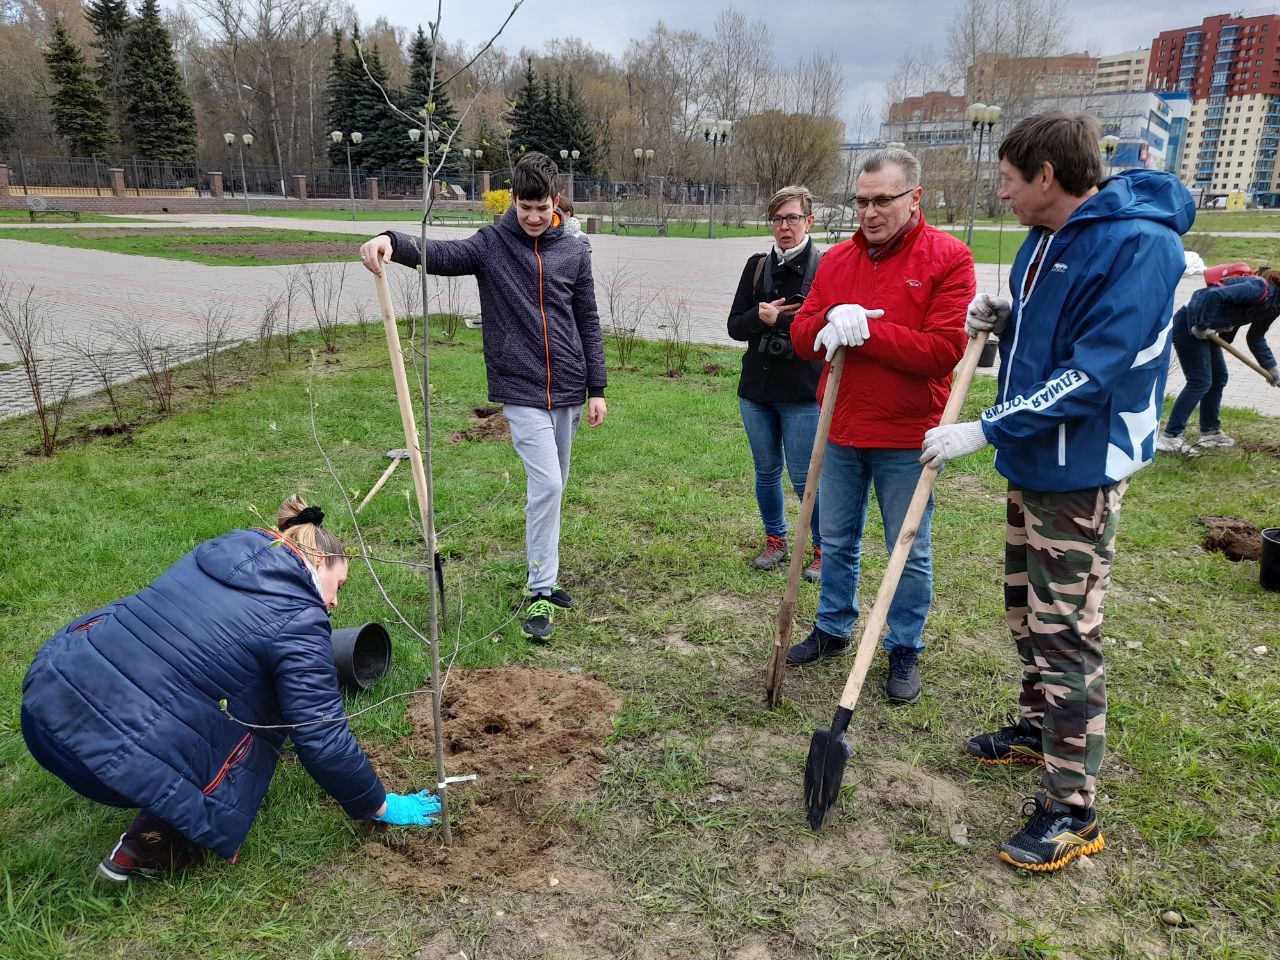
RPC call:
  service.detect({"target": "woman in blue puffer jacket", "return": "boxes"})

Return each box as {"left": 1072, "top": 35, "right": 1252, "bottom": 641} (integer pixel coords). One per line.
{"left": 21, "top": 495, "right": 439, "bottom": 884}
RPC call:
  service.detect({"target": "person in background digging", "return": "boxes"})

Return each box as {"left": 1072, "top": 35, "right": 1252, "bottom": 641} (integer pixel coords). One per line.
{"left": 20, "top": 495, "right": 439, "bottom": 884}
{"left": 1156, "top": 266, "right": 1280, "bottom": 457}
{"left": 787, "top": 148, "right": 975, "bottom": 705}
{"left": 922, "top": 112, "right": 1193, "bottom": 872}
{"left": 359, "top": 152, "right": 608, "bottom": 642}
{"left": 727, "top": 185, "right": 824, "bottom": 581}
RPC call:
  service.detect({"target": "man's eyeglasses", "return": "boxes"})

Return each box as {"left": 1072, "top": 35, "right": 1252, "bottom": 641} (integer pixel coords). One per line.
{"left": 853, "top": 189, "right": 914, "bottom": 211}
{"left": 768, "top": 214, "right": 808, "bottom": 227}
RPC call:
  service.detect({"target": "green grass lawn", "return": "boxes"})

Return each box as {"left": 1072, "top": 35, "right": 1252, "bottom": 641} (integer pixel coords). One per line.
{"left": 0, "top": 227, "right": 362, "bottom": 266}
{"left": 249, "top": 208, "right": 486, "bottom": 223}
{"left": 1, "top": 325, "right": 1277, "bottom": 959}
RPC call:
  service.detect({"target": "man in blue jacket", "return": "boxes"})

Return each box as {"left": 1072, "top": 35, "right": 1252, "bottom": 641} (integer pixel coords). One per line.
{"left": 920, "top": 113, "right": 1194, "bottom": 872}
{"left": 361, "top": 153, "right": 608, "bottom": 642}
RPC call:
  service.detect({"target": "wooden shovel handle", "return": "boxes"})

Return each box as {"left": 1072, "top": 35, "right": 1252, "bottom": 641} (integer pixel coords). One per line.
{"left": 356, "top": 456, "right": 403, "bottom": 514}
{"left": 1208, "top": 332, "right": 1277, "bottom": 383}
{"left": 765, "top": 348, "right": 846, "bottom": 706}
{"left": 835, "top": 332, "right": 989, "bottom": 713}
{"left": 373, "top": 266, "right": 434, "bottom": 549}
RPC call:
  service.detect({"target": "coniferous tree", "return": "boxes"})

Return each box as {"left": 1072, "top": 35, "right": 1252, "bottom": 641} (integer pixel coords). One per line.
{"left": 508, "top": 60, "right": 553, "bottom": 158}
{"left": 85, "top": 0, "right": 132, "bottom": 152}
{"left": 123, "top": 0, "right": 197, "bottom": 162}
{"left": 44, "top": 20, "right": 117, "bottom": 156}
{"left": 325, "top": 27, "right": 360, "bottom": 167}
{"left": 348, "top": 40, "right": 399, "bottom": 170}
{"left": 560, "top": 76, "right": 599, "bottom": 178}
{"left": 398, "top": 26, "right": 465, "bottom": 180}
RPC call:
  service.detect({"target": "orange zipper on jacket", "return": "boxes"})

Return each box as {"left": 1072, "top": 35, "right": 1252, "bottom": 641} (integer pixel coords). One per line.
{"left": 534, "top": 237, "right": 552, "bottom": 409}
{"left": 202, "top": 732, "right": 254, "bottom": 794}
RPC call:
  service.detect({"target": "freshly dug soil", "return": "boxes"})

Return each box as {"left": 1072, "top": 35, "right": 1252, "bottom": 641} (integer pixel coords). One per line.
{"left": 363, "top": 667, "right": 619, "bottom": 897}
{"left": 447, "top": 407, "right": 510, "bottom": 443}
{"left": 1199, "top": 515, "right": 1263, "bottom": 562}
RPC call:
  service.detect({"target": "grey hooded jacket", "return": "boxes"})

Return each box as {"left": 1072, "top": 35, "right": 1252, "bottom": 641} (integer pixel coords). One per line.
{"left": 384, "top": 207, "right": 607, "bottom": 409}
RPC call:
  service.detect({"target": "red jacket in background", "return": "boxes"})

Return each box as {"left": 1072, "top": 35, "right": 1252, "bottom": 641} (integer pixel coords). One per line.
{"left": 791, "top": 215, "right": 975, "bottom": 448}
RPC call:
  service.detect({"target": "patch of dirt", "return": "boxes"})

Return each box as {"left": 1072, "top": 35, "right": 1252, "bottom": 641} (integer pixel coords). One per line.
{"left": 854, "top": 758, "right": 969, "bottom": 819}
{"left": 1199, "top": 515, "right": 1262, "bottom": 562}
{"left": 702, "top": 363, "right": 723, "bottom": 375}
{"left": 1240, "top": 440, "right": 1280, "bottom": 458}
{"left": 447, "top": 408, "right": 510, "bottom": 443}
{"left": 363, "top": 667, "right": 620, "bottom": 898}
{"left": 182, "top": 241, "right": 353, "bottom": 260}
{"left": 700, "top": 593, "right": 758, "bottom": 618}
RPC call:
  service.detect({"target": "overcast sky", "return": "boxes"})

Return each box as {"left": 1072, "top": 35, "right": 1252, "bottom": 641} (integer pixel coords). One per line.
{"left": 321, "top": 1, "right": 1238, "bottom": 132}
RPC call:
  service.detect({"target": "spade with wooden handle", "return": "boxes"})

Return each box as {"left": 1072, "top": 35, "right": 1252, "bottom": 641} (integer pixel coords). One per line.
{"left": 1208, "top": 332, "right": 1279, "bottom": 384}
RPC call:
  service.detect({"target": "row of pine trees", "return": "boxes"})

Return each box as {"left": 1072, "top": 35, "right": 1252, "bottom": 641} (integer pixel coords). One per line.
{"left": 43, "top": 5, "right": 601, "bottom": 180}
{"left": 44, "top": 0, "right": 196, "bottom": 163}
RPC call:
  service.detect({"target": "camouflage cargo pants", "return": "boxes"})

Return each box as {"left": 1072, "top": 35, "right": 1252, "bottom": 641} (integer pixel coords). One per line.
{"left": 1005, "top": 480, "right": 1127, "bottom": 809}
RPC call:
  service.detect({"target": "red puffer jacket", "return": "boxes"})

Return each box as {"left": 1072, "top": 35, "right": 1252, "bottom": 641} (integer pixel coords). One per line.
{"left": 791, "top": 215, "right": 975, "bottom": 448}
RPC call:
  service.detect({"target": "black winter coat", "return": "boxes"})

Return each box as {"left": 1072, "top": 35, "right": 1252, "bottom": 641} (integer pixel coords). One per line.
{"left": 385, "top": 208, "right": 607, "bottom": 409}
{"left": 726, "top": 241, "right": 823, "bottom": 404}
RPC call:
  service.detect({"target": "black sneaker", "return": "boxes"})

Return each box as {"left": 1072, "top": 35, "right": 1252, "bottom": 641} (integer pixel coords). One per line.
{"left": 964, "top": 717, "right": 1045, "bottom": 767}
{"left": 97, "top": 834, "right": 164, "bottom": 884}
{"left": 786, "top": 625, "right": 850, "bottom": 666}
{"left": 885, "top": 648, "right": 922, "bottom": 704}
{"left": 542, "top": 586, "right": 575, "bottom": 609}
{"left": 521, "top": 597, "right": 555, "bottom": 642}
{"left": 999, "top": 795, "right": 1105, "bottom": 873}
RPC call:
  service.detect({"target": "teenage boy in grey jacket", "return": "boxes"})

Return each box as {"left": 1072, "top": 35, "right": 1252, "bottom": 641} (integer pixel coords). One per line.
{"left": 359, "top": 152, "right": 608, "bottom": 641}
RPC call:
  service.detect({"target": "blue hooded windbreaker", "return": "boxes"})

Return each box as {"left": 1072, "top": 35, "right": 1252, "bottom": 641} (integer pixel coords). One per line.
{"left": 981, "top": 169, "right": 1195, "bottom": 491}
{"left": 21, "top": 529, "right": 386, "bottom": 860}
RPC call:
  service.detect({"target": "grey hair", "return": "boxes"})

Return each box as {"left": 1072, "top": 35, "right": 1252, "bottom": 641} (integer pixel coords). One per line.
{"left": 859, "top": 148, "right": 921, "bottom": 190}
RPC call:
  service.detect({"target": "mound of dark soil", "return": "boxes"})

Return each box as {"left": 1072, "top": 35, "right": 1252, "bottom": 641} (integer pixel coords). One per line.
{"left": 1199, "top": 515, "right": 1263, "bottom": 562}
{"left": 363, "top": 667, "right": 619, "bottom": 897}
{"left": 447, "top": 407, "right": 510, "bottom": 443}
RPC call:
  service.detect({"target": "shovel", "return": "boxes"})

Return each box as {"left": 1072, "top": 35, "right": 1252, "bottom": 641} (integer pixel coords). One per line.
{"left": 1208, "top": 332, "right": 1280, "bottom": 384}
{"left": 764, "top": 347, "right": 846, "bottom": 708}
{"left": 804, "top": 332, "right": 989, "bottom": 831}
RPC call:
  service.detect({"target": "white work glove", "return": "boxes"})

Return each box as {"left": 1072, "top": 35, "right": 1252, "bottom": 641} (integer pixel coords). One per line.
{"left": 1268, "top": 365, "right": 1280, "bottom": 387}
{"left": 825, "top": 304, "right": 883, "bottom": 348}
{"left": 1191, "top": 325, "right": 1214, "bottom": 340}
{"left": 966, "top": 294, "right": 1011, "bottom": 339}
{"left": 920, "top": 421, "right": 989, "bottom": 468}
{"left": 813, "top": 324, "right": 844, "bottom": 361}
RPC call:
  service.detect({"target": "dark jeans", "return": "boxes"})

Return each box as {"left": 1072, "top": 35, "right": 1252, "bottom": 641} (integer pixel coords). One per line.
{"left": 1165, "top": 317, "right": 1227, "bottom": 436}
{"left": 22, "top": 708, "right": 132, "bottom": 808}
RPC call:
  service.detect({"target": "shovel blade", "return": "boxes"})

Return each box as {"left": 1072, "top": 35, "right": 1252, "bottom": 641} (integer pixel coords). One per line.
{"left": 803, "top": 726, "right": 851, "bottom": 830}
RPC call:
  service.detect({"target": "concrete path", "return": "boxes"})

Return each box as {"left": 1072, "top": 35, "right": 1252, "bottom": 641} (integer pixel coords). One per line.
{"left": 2, "top": 222, "right": 1277, "bottom": 422}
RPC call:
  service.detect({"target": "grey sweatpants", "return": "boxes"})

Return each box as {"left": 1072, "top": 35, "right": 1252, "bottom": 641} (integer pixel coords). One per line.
{"left": 503, "top": 404, "right": 582, "bottom": 593}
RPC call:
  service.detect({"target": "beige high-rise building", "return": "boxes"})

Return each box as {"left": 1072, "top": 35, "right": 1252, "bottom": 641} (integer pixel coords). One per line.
{"left": 1178, "top": 94, "right": 1280, "bottom": 196}
{"left": 1094, "top": 49, "right": 1151, "bottom": 93}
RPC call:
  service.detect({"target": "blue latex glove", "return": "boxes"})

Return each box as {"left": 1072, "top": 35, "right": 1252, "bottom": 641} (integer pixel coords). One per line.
{"left": 374, "top": 790, "right": 441, "bottom": 826}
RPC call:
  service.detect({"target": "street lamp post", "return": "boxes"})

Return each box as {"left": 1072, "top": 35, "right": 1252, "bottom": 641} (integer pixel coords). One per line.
{"left": 964, "top": 103, "right": 1001, "bottom": 247}
{"left": 558, "top": 148, "right": 580, "bottom": 202}
{"left": 1101, "top": 134, "right": 1120, "bottom": 177}
{"left": 222, "top": 132, "right": 236, "bottom": 200}
{"left": 225, "top": 132, "right": 254, "bottom": 215}
{"left": 331, "top": 130, "right": 363, "bottom": 221}
{"left": 702, "top": 119, "right": 731, "bottom": 239}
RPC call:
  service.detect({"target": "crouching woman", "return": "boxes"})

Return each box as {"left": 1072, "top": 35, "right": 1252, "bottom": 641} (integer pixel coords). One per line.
{"left": 20, "top": 495, "right": 438, "bottom": 884}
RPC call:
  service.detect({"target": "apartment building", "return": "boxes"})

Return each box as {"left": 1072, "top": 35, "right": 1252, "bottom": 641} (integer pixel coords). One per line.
{"left": 1095, "top": 49, "right": 1151, "bottom": 93}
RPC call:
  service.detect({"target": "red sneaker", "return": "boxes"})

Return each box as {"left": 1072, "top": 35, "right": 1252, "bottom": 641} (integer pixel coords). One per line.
{"left": 752, "top": 534, "right": 789, "bottom": 570}
{"left": 802, "top": 547, "right": 822, "bottom": 583}
{"left": 95, "top": 815, "right": 206, "bottom": 884}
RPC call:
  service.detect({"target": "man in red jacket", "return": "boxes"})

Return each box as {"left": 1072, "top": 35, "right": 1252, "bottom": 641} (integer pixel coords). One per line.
{"left": 787, "top": 148, "right": 975, "bottom": 703}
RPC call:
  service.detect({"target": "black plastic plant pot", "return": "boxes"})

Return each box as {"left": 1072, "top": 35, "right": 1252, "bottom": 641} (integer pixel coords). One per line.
{"left": 978, "top": 336, "right": 999, "bottom": 368}
{"left": 330, "top": 622, "right": 392, "bottom": 692}
{"left": 1262, "top": 528, "right": 1280, "bottom": 592}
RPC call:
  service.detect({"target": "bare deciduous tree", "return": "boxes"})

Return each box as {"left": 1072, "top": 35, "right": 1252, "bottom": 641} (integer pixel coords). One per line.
{"left": 0, "top": 278, "right": 72, "bottom": 456}
{"left": 733, "top": 111, "right": 843, "bottom": 197}
{"left": 298, "top": 261, "right": 348, "bottom": 353}
{"left": 117, "top": 322, "right": 176, "bottom": 415}
{"left": 196, "top": 300, "right": 235, "bottom": 395}
{"left": 68, "top": 330, "right": 127, "bottom": 428}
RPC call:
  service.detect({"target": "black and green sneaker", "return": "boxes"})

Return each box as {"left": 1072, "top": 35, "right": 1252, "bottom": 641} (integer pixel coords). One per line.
{"left": 521, "top": 597, "right": 555, "bottom": 642}
{"left": 999, "top": 795, "right": 1105, "bottom": 872}
{"left": 543, "top": 586, "right": 575, "bottom": 609}
{"left": 964, "top": 717, "right": 1045, "bottom": 767}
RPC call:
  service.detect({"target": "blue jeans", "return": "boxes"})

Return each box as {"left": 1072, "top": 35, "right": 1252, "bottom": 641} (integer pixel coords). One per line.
{"left": 1165, "top": 316, "right": 1227, "bottom": 436}
{"left": 816, "top": 444, "right": 934, "bottom": 652}
{"left": 739, "top": 397, "right": 821, "bottom": 548}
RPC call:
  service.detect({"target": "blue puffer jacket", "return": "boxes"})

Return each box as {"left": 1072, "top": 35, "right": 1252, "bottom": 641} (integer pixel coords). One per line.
{"left": 981, "top": 170, "right": 1194, "bottom": 491}
{"left": 21, "top": 529, "right": 386, "bottom": 860}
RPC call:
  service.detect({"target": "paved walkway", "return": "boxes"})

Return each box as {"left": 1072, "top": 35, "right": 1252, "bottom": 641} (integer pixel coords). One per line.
{"left": 2, "top": 219, "right": 1277, "bottom": 421}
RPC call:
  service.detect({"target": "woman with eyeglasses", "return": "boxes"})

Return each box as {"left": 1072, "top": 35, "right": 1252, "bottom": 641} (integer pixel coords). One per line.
{"left": 726, "top": 185, "right": 825, "bottom": 580}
